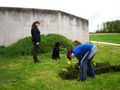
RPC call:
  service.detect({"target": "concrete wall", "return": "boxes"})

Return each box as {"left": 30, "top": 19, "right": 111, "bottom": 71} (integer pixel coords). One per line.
{"left": 0, "top": 7, "right": 89, "bottom": 46}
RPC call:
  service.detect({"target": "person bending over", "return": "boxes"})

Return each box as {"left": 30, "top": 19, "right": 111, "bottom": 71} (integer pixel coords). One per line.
{"left": 67, "top": 43, "right": 97, "bottom": 81}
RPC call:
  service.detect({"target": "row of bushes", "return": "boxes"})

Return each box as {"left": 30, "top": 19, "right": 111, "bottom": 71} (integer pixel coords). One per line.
{"left": 0, "top": 34, "right": 74, "bottom": 57}
{"left": 59, "top": 62, "right": 120, "bottom": 80}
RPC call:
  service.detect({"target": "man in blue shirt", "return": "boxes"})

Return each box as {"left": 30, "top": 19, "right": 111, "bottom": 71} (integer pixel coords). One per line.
{"left": 67, "top": 44, "right": 97, "bottom": 81}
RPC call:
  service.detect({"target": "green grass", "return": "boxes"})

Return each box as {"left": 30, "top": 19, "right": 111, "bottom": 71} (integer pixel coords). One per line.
{"left": 0, "top": 44, "right": 120, "bottom": 90}
{"left": 93, "top": 44, "right": 120, "bottom": 65}
{"left": 90, "top": 33, "right": 120, "bottom": 44}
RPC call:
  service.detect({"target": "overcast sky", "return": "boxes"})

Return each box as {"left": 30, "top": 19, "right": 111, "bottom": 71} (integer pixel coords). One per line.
{"left": 0, "top": 0, "right": 120, "bottom": 32}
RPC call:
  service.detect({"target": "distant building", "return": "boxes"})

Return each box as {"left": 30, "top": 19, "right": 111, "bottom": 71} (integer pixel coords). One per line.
{"left": 0, "top": 7, "right": 89, "bottom": 46}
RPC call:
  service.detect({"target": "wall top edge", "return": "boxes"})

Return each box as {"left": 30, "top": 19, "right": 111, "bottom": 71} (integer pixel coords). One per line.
{"left": 0, "top": 6, "right": 88, "bottom": 22}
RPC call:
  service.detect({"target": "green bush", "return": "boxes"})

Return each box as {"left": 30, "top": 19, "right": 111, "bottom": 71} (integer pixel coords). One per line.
{"left": 0, "top": 37, "right": 32, "bottom": 57}
{"left": 0, "top": 34, "right": 73, "bottom": 57}
{"left": 41, "top": 34, "right": 73, "bottom": 53}
{"left": 59, "top": 62, "right": 120, "bottom": 80}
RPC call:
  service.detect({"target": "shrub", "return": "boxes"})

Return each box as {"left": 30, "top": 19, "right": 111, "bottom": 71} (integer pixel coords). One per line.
{"left": 0, "top": 34, "right": 74, "bottom": 57}
{"left": 59, "top": 62, "right": 120, "bottom": 80}
{"left": 40, "top": 34, "right": 73, "bottom": 53}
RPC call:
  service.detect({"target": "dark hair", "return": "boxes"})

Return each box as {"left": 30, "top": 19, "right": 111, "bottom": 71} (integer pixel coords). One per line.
{"left": 73, "top": 40, "right": 81, "bottom": 46}
{"left": 32, "top": 21, "right": 40, "bottom": 28}
{"left": 67, "top": 50, "right": 73, "bottom": 60}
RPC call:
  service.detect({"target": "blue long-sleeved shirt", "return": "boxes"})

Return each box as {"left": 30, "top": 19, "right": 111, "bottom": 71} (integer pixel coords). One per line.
{"left": 73, "top": 44, "right": 94, "bottom": 60}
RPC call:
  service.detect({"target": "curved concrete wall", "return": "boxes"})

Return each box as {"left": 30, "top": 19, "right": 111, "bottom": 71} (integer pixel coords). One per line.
{"left": 0, "top": 7, "right": 89, "bottom": 46}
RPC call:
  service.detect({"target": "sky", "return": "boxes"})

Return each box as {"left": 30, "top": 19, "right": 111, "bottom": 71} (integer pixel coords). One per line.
{"left": 0, "top": 0, "right": 120, "bottom": 32}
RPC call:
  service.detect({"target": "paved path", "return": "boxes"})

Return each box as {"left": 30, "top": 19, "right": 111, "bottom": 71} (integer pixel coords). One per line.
{"left": 91, "top": 41, "right": 120, "bottom": 46}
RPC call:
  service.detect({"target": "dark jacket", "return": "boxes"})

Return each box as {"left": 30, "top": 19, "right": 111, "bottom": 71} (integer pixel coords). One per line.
{"left": 31, "top": 26, "right": 41, "bottom": 43}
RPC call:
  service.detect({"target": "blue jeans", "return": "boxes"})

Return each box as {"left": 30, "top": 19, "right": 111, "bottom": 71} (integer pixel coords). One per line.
{"left": 76, "top": 45, "right": 97, "bottom": 81}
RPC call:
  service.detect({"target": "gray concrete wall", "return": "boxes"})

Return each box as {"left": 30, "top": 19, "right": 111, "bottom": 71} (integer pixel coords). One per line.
{"left": 0, "top": 7, "right": 89, "bottom": 46}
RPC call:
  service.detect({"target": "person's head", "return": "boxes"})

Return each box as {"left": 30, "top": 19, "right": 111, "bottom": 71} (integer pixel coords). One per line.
{"left": 55, "top": 42, "right": 60, "bottom": 47}
{"left": 32, "top": 21, "right": 40, "bottom": 28}
{"left": 67, "top": 50, "right": 74, "bottom": 60}
{"left": 73, "top": 40, "right": 81, "bottom": 46}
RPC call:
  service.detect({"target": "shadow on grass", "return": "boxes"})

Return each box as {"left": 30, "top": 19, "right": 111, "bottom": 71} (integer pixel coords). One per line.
{"left": 59, "top": 62, "right": 120, "bottom": 80}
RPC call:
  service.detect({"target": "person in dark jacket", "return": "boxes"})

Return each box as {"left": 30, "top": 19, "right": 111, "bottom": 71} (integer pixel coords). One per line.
{"left": 31, "top": 21, "right": 41, "bottom": 63}
{"left": 67, "top": 44, "right": 97, "bottom": 81}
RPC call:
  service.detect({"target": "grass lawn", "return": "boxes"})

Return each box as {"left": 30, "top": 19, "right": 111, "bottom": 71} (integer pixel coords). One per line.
{"left": 0, "top": 44, "right": 120, "bottom": 90}
{"left": 89, "top": 33, "right": 120, "bottom": 44}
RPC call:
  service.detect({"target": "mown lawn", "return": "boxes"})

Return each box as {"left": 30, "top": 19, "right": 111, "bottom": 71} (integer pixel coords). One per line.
{"left": 0, "top": 44, "right": 120, "bottom": 90}
{"left": 89, "top": 33, "right": 120, "bottom": 44}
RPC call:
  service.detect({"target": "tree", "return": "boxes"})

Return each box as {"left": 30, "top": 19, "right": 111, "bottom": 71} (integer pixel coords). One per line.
{"left": 96, "top": 20, "right": 120, "bottom": 33}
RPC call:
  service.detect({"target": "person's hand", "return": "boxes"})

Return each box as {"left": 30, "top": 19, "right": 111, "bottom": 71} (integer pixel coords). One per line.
{"left": 36, "top": 42, "right": 39, "bottom": 45}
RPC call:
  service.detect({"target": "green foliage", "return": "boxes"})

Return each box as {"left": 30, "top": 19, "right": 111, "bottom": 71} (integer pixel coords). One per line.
{"left": 94, "top": 63, "right": 120, "bottom": 74}
{"left": 0, "top": 37, "right": 33, "bottom": 57}
{"left": 96, "top": 20, "right": 120, "bottom": 33}
{"left": 0, "top": 34, "right": 73, "bottom": 57}
{"left": 59, "top": 62, "right": 120, "bottom": 80}
{"left": 41, "top": 34, "right": 73, "bottom": 53}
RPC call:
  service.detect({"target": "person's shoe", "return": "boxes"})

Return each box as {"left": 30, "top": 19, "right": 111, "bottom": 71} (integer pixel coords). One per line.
{"left": 37, "top": 60, "right": 40, "bottom": 63}
{"left": 34, "top": 60, "right": 40, "bottom": 63}
{"left": 34, "top": 62, "right": 38, "bottom": 63}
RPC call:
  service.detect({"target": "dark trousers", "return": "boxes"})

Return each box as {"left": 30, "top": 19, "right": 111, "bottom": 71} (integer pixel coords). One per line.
{"left": 76, "top": 51, "right": 95, "bottom": 81}
{"left": 33, "top": 42, "right": 39, "bottom": 63}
